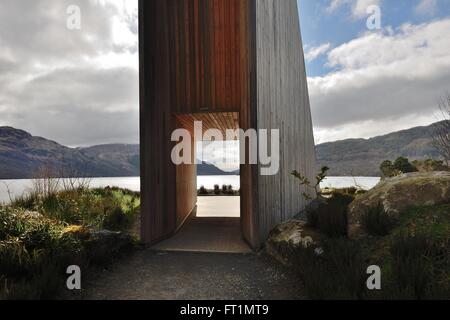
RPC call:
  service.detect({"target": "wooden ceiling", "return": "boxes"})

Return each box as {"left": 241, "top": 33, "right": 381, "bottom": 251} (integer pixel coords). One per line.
{"left": 175, "top": 112, "right": 240, "bottom": 140}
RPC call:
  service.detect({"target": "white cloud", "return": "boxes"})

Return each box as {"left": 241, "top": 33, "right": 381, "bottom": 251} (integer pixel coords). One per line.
{"left": 415, "top": 0, "right": 437, "bottom": 16}
{"left": 198, "top": 141, "right": 240, "bottom": 171}
{"left": 309, "top": 18, "right": 450, "bottom": 143}
{"left": 327, "top": 0, "right": 381, "bottom": 18}
{"left": 305, "top": 43, "right": 332, "bottom": 62}
{"left": 0, "top": 0, "right": 139, "bottom": 146}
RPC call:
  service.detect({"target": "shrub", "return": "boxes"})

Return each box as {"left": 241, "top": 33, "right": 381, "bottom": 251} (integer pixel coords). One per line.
{"left": 288, "top": 239, "right": 366, "bottom": 300}
{"left": 292, "top": 166, "right": 329, "bottom": 201}
{"left": 0, "top": 207, "right": 88, "bottom": 299}
{"left": 380, "top": 160, "right": 397, "bottom": 178}
{"left": 1, "top": 187, "right": 140, "bottom": 299}
{"left": 361, "top": 203, "right": 396, "bottom": 236}
{"left": 380, "top": 157, "right": 418, "bottom": 178}
{"left": 31, "top": 188, "right": 139, "bottom": 232}
{"left": 412, "top": 159, "right": 449, "bottom": 172}
{"left": 279, "top": 204, "right": 450, "bottom": 300}
{"left": 307, "top": 194, "right": 352, "bottom": 238}
{"left": 393, "top": 157, "right": 418, "bottom": 174}
{"left": 198, "top": 186, "right": 208, "bottom": 195}
{"left": 214, "top": 185, "right": 220, "bottom": 195}
{"left": 103, "top": 206, "right": 134, "bottom": 232}
{"left": 10, "top": 193, "right": 39, "bottom": 210}
{"left": 389, "top": 232, "right": 436, "bottom": 299}
{"left": 340, "top": 187, "right": 358, "bottom": 196}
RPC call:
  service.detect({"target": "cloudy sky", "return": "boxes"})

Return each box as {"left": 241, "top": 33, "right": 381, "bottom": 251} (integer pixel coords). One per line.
{"left": 0, "top": 0, "right": 139, "bottom": 147}
{"left": 300, "top": 0, "right": 450, "bottom": 143}
{"left": 0, "top": 0, "right": 449, "bottom": 154}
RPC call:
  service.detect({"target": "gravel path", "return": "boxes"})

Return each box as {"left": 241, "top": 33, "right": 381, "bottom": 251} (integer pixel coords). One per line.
{"left": 67, "top": 249, "right": 304, "bottom": 300}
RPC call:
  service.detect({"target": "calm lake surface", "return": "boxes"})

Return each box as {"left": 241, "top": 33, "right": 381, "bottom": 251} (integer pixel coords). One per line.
{"left": 0, "top": 176, "right": 381, "bottom": 204}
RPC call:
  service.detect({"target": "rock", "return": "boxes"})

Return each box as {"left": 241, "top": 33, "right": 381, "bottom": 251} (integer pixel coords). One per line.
{"left": 266, "top": 219, "right": 323, "bottom": 265}
{"left": 348, "top": 171, "right": 450, "bottom": 238}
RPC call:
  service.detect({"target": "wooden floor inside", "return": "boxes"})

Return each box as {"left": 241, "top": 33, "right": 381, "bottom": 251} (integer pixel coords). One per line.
{"left": 151, "top": 217, "right": 251, "bottom": 253}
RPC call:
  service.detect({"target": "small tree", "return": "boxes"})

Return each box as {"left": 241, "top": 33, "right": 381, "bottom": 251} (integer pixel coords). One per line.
{"left": 432, "top": 93, "right": 450, "bottom": 165}
{"left": 291, "top": 166, "right": 329, "bottom": 201}
{"left": 393, "top": 157, "right": 417, "bottom": 174}
{"left": 380, "top": 157, "right": 417, "bottom": 178}
{"left": 380, "top": 160, "right": 395, "bottom": 178}
{"left": 198, "top": 186, "right": 208, "bottom": 195}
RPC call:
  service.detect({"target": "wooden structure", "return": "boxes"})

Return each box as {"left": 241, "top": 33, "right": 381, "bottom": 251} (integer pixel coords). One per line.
{"left": 139, "top": 0, "right": 316, "bottom": 250}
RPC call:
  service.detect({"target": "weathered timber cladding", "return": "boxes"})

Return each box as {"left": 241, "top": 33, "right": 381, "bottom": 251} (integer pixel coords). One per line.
{"left": 255, "top": 0, "right": 316, "bottom": 241}
{"left": 139, "top": 0, "right": 258, "bottom": 246}
{"left": 139, "top": 0, "right": 316, "bottom": 249}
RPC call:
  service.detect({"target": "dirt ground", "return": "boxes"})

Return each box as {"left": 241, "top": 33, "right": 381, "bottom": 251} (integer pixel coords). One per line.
{"left": 65, "top": 249, "right": 305, "bottom": 300}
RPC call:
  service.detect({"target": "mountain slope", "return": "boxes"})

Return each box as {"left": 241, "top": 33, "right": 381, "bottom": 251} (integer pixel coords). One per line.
{"left": 0, "top": 127, "right": 140, "bottom": 179}
{"left": 0, "top": 127, "right": 236, "bottom": 179}
{"left": 79, "top": 144, "right": 140, "bottom": 176}
{"left": 0, "top": 122, "right": 443, "bottom": 179}
{"left": 197, "top": 161, "right": 239, "bottom": 176}
{"left": 316, "top": 122, "right": 442, "bottom": 176}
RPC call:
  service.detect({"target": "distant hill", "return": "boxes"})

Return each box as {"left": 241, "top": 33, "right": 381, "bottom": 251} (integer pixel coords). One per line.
{"left": 197, "top": 160, "right": 239, "bottom": 176}
{"left": 0, "top": 127, "right": 140, "bottom": 179}
{"left": 0, "top": 127, "right": 236, "bottom": 179}
{"left": 316, "top": 122, "right": 443, "bottom": 176}
{"left": 0, "top": 122, "right": 443, "bottom": 179}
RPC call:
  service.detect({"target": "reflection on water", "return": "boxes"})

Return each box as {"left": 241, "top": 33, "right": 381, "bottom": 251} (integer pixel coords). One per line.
{"left": 0, "top": 175, "right": 380, "bottom": 204}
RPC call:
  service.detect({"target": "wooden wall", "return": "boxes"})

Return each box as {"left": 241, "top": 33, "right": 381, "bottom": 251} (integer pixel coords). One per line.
{"left": 254, "top": 0, "right": 317, "bottom": 240}
{"left": 162, "top": 0, "right": 251, "bottom": 113}
{"left": 139, "top": 0, "right": 258, "bottom": 247}
{"left": 175, "top": 119, "right": 197, "bottom": 228}
{"left": 140, "top": 0, "right": 316, "bottom": 249}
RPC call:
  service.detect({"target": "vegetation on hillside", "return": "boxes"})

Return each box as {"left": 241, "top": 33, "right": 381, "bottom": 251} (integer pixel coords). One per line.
{"left": 380, "top": 157, "right": 448, "bottom": 178}
{"left": 316, "top": 122, "right": 443, "bottom": 176}
{"left": 380, "top": 157, "right": 418, "bottom": 178}
{"left": 282, "top": 168, "right": 450, "bottom": 300}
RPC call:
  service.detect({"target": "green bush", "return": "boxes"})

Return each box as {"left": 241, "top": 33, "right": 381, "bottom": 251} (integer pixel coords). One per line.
{"left": 0, "top": 208, "right": 87, "bottom": 299}
{"left": 36, "top": 188, "right": 139, "bottom": 232}
{"left": 307, "top": 194, "right": 353, "bottom": 238}
{"left": 361, "top": 203, "right": 397, "bottom": 236}
{"left": 103, "top": 206, "right": 135, "bottom": 232}
{"left": 287, "top": 239, "right": 366, "bottom": 300}
{"left": 214, "top": 185, "right": 220, "bottom": 195}
{"left": 394, "top": 157, "right": 418, "bottom": 174}
{"left": 10, "top": 193, "right": 40, "bottom": 211}
{"left": 198, "top": 186, "right": 209, "bottom": 195}
{"left": 388, "top": 232, "right": 448, "bottom": 299}
{"left": 380, "top": 157, "right": 418, "bottom": 178}
{"left": 279, "top": 203, "right": 450, "bottom": 300}
{"left": 0, "top": 187, "right": 139, "bottom": 299}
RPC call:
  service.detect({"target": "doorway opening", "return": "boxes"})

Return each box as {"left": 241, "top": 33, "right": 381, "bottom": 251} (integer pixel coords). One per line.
{"left": 152, "top": 112, "right": 250, "bottom": 253}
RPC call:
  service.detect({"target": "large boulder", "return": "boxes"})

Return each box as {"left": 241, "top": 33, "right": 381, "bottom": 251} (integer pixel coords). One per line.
{"left": 266, "top": 219, "right": 323, "bottom": 265}
{"left": 348, "top": 171, "right": 450, "bottom": 237}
